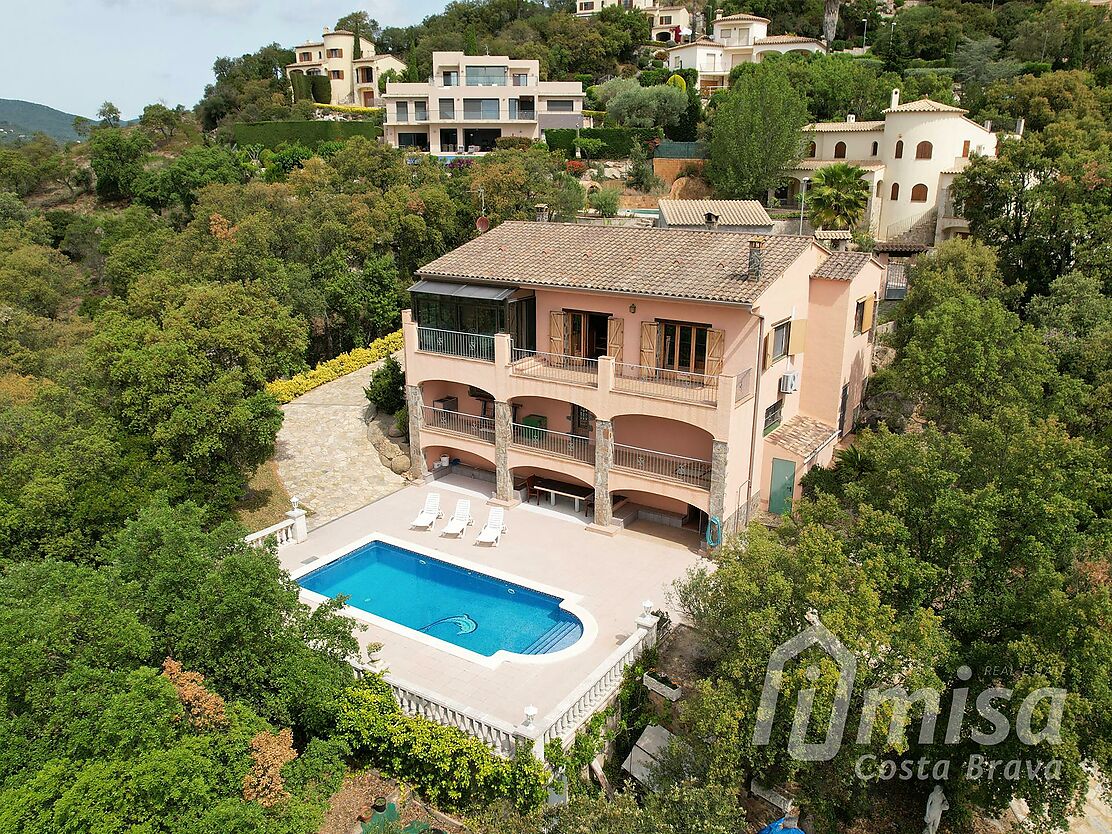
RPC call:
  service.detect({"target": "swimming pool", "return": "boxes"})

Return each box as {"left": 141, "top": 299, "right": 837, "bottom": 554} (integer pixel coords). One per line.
{"left": 297, "top": 537, "right": 585, "bottom": 660}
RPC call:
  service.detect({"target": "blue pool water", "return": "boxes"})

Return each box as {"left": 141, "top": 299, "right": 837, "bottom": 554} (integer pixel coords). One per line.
{"left": 298, "top": 540, "right": 584, "bottom": 657}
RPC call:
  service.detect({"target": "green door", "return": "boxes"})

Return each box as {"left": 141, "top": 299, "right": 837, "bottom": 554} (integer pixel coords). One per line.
{"left": 769, "top": 458, "right": 796, "bottom": 515}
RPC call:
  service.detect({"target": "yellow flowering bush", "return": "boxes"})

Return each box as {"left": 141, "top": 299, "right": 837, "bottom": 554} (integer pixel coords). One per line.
{"left": 267, "top": 330, "right": 403, "bottom": 404}
{"left": 312, "top": 103, "right": 385, "bottom": 117}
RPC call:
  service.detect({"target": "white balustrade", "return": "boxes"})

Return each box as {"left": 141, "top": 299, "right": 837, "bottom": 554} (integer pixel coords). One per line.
{"left": 244, "top": 518, "right": 296, "bottom": 548}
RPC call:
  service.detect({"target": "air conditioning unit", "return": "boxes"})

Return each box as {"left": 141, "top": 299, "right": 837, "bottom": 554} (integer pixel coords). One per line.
{"left": 779, "top": 371, "right": 800, "bottom": 394}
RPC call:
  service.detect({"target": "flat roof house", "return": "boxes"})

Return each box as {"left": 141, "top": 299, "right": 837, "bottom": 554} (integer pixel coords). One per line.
{"left": 382, "top": 52, "right": 585, "bottom": 154}
{"left": 286, "top": 28, "right": 407, "bottom": 107}
{"left": 402, "top": 222, "right": 883, "bottom": 539}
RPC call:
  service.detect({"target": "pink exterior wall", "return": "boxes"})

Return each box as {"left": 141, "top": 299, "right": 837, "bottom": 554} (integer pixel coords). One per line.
{"left": 509, "top": 395, "right": 588, "bottom": 437}
{"left": 611, "top": 414, "right": 712, "bottom": 459}
{"left": 613, "top": 489, "right": 690, "bottom": 515}
{"left": 422, "top": 380, "right": 490, "bottom": 416}
{"left": 423, "top": 445, "right": 495, "bottom": 472}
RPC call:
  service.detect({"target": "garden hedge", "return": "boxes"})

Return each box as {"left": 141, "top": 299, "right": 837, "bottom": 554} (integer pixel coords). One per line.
{"left": 232, "top": 120, "right": 384, "bottom": 150}
{"left": 291, "top": 74, "right": 313, "bottom": 103}
{"left": 310, "top": 74, "right": 332, "bottom": 104}
{"left": 544, "top": 127, "right": 663, "bottom": 159}
{"left": 267, "top": 330, "right": 403, "bottom": 403}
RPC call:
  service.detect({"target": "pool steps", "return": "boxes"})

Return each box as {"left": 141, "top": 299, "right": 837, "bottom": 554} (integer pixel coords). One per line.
{"left": 521, "top": 620, "right": 581, "bottom": 655}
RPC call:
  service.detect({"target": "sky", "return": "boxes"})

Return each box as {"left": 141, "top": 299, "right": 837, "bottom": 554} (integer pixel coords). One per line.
{"left": 0, "top": 0, "right": 444, "bottom": 119}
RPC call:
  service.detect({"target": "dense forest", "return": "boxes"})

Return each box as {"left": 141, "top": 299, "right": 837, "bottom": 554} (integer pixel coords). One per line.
{"left": 1, "top": 0, "right": 1111, "bottom": 830}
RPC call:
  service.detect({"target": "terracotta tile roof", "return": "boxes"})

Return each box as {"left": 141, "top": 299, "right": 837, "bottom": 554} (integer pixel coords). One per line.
{"left": 812, "top": 250, "right": 876, "bottom": 281}
{"left": 884, "top": 98, "right": 966, "bottom": 114}
{"left": 416, "top": 221, "right": 814, "bottom": 304}
{"left": 715, "top": 12, "right": 771, "bottom": 22}
{"left": 806, "top": 120, "right": 885, "bottom": 132}
{"left": 765, "top": 414, "right": 838, "bottom": 459}
{"left": 795, "top": 159, "right": 886, "bottom": 172}
{"left": 668, "top": 36, "right": 724, "bottom": 49}
{"left": 813, "top": 229, "right": 853, "bottom": 240}
{"left": 755, "top": 34, "right": 823, "bottom": 44}
{"left": 658, "top": 199, "right": 773, "bottom": 228}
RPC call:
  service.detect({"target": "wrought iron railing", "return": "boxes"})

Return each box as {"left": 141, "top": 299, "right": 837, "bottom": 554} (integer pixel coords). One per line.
{"left": 421, "top": 406, "right": 495, "bottom": 442}
{"left": 511, "top": 423, "right": 593, "bottom": 464}
{"left": 614, "top": 443, "right": 712, "bottom": 488}
{"left": 613, "top": 362, "right": 719, "bottom": 404}
{"left": 416, "top": 326, "right": 495, "bottom": 361}
{"left": 510, "top": 349, "right": 599, "bottom": 386}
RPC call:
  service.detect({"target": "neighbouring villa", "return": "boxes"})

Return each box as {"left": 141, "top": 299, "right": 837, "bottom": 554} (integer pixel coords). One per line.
{"left": 657, "top": 198, "right": 775, "bottom": 234}
{"left": 403, "top": 221, "right": 883, "bottom": 533}
{"left": 382, "top": 52, "right": 585, "bottom": 154}
{"left": 784, "top": 89, "right": 1000, "bottom": 250}
{"left": 574, "top": 0, "right": 693, "bottom": 44}
{"left": 285, "top": 28, "right": 407, "bottom": 108}
{"left": 668, "top": 12, "right": 825, "bottom": 96}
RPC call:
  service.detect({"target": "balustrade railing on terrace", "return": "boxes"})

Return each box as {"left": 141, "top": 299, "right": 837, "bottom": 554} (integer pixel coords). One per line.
{"left": 510, "top": 348, "right": 599, "bottom": 386}
{"left": 416, "top": 326, "right": 495, "bottom": 361}
{"left": 511, "top": 423, "right": 593, "bottom": 464}
{"left": 613, "top": 444, "right": 712, "bottom": 489}
{"left": 244, "top": 517, "right": 297, "bottom": 548}
{"left": 421, "top": 406, "right": 495, "bottom": 442}
{"left": 613, "top": 361, "right": 719, "bottom": 404}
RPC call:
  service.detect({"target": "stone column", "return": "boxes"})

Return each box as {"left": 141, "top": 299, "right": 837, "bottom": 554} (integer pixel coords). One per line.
{"left": 405, "top": 384, "right": 428, "bottom": 480}
{"left": 593, "top": 419, "right": 614, "bottom": 527}
{"left": 708, "top": 439, "right": 728, "bottom": 530}
{"left": 494, "top": 400, "right": 513, "bottom": 502}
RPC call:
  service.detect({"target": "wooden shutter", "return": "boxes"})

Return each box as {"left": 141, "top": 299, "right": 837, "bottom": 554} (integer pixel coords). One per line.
{"left": 606, "top": 317, "right": 625, "bottom": 363}
{"left": 549, "top": 310, "right": 566, "bottom": 355}
{"left": 763, "top": 331, "right": 776, "bottom": 370}
{"left": 788, "top": 319, "right": 806, "bottom": 355}
{"left": 705, "top": 328, "right": 725, "bottom": 376}
{"left": 639, "top": 321, "right": 658, "bottom": 371}
{"left": 861, "top": 297, "right": 875, "bottom": 333}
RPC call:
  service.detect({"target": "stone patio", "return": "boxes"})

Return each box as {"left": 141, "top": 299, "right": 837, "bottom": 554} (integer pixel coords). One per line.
{"left": 277, "top": 476, "right": 706, "bottom": 729}
{"left": 274, "top": 359, "right": 406, "bottom": 528}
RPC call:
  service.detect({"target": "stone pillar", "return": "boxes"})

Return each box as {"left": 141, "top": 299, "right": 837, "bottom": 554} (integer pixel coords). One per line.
{"left": 494, "top": 400, "right": 513, "bottom": 502}
{"left": 592, "top": 419, "right": 614, "bottom": 527}
{"left": 286, "top": 497, "right": 309, "bottom": 542}
{"left": 405, "top": 384, "right": 428, "bottom": 480}
{"left": 708, "top": 439, "right": 728, "bottom": 531}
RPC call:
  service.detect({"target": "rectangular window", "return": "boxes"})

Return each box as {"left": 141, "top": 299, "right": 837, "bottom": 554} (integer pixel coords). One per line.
{"left": 838, "top": 383, "right": 849, "bottom": 437}
{"left": 547, "top": 99, "right": 574, "bottom": 112}
{"left": 439, "top": 98, "right": 455, "bottom": 119}
{"left": 853, "top": 299, "right": 867, "bottom": 335}
{"left": 442, "top": 71, "right": 459, "bottom": 87}
{"left": 512, "top": 73, "right": 529, "bottom": 86}
{"left": 772, "top": 320, "right": 791, "bottom": 363}
{"left": 299, "top": 52, "right": 311, "bottom": 62}
{"left": 397, "top": 132, "right": 430, "bottom": 150}
{"left": 580, "top": 1, "right": 595, "bottom": 8}
{"left": 463, "top": 98, "right": 500, "bottom": 120}
{"left": 327, "top": 48, "right": 343, "bottom": 58}
{"left": 396, "top": 101, "right": 409, "bottom": 122}
{"left": 414, "top": 100, "right": 428, "bottom": 121}
{"left": 658, "top": 320, "right": 709, "bottom": 374}
{"left": 329, "top": 70, "right": 344, "bottom": 80}
{"left": 763, "top": 400, "right": 784, "bottom": 435}
{"left": 660, "top": 15, "right": 672, "bottom": 23}
{"left": 962, "top": 139, "right": 971, "bottom": 157}
{"left": 465, "top": 65, "right": 507, "bottom": 86}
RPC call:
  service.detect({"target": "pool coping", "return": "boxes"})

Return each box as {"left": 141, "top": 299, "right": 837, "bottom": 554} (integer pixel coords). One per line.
{"left": 291, "top": 531, "right": 599, "bottom": 671}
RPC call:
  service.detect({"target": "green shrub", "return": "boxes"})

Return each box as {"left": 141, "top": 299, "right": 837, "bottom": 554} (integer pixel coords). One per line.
{"left": 231, "top": 121, "right": 383, "bottom": 150}
{"left": 544, "top": 127, "right": 661, "bottom": 159}
{"left": 291, "top": 73, "right": 313, "bottom": 102}
{"left": 494, "top": 136, "right": 534, "bottom": 150}
{"left": 393, "top": 406, "right": 409, "bottom": 438}
{"left": 364, "top": 355, "right": 406, "bottom": 413}
{"left": 310, "top": 75, "right": 332, "bottom": 104}
{"left": 334, "top": 680, "right": 547, "bottom": 812}
{"left": 589, "top": 187, "right": 621, "bottom": 217}
{"left": 267, "top": 330, "right": 403, "bottom": 403}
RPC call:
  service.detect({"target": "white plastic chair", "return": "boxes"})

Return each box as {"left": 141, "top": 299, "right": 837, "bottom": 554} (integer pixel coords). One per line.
{"left": 410, "top": 493, "right": 442, "bottom": 529}
{"left": 476, "top": 507, "right": 506, "bottom": 546}
{"left": 440, "top": 499, "right": 472, "bottom": 537}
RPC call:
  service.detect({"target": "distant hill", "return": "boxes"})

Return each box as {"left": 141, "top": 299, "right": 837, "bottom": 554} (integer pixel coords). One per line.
{"left": 0, "top": 99, "right": 89, "bottom": 143}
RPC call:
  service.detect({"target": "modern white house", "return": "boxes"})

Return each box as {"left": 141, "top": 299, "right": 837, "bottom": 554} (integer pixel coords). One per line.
{"left": 667, "top": 12, "right": 824, "bottom": 94}
{"left": 382, "top": 52, "right": 585, "bottom": 154}
{"left": 783, "top": 90, "right": 999, "bottom": 247}
{"left": 285, "top": 28, "right": 407, "bottom": 107}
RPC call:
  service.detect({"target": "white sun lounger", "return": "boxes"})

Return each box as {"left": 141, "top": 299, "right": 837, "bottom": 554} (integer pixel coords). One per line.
{"left": 410, "top": 493, "right": 442, "bottom": 529}
{"left": 476, "top": 507, "right": 506, "bottom": 546}
{"left": 440, "top": 499, "right": 472, "bottom": 537}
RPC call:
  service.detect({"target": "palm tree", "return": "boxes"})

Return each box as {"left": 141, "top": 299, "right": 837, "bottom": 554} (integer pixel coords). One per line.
{"left": 807, "top": 162, "right": 870, "bottom": 230}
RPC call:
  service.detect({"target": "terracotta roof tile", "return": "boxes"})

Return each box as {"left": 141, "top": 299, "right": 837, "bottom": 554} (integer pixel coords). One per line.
{"left": 416, "top": 221, "right": 814, "bottom": 304}
{"left": 795, "top": 159, "right": 886, "bottom": 172}
{"left": 658, "top": 199, "right": 773, "bottom": 228}
{"left": 765, "top": 414, "right": 838, "bottom": 458}
{"left": 812, "top": 250, "right": 876, "bottom": 281}
{"left": 884, "top": 98, "right": 966, "bottom": 114}
{"left": 755, "top": 34, "right": 823, "bottom": 44}
{"left": 714, "top": 12, "right": 771, "bottom": 22}
{"left": 805, "top": 120, "right": 885, "bottom": 132}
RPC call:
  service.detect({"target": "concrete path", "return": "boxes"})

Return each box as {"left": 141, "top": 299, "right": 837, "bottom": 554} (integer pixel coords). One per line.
{"left": 274, "top": 359, "right": 406, "bottom": 529}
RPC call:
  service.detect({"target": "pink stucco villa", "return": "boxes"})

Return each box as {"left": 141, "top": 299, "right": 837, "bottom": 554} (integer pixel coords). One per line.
{"left": 402, "top": 221, "right": 883, "bottom": 541}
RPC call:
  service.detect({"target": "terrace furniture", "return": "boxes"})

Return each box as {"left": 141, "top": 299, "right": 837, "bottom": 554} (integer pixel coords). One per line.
{"left": 410, "top": 493, "right": 442, "bottom": 529}
{"left": 476, "top": 507, "right": 506, "bottom": 546}
{"left": 440, "top": 499, "right": 472, "bottom": 537}
{"left": 532, "top": 478, "right": 594, "bottom": 513}
{"left": 519, "top": 414, "right": 547, "bottom": 442}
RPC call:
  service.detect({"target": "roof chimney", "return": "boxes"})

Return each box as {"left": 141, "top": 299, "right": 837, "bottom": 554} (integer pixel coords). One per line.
{"left": 748, "top": 239, "right": 764, "bottom": 279}
{"left": 715, "top": 9, "right": 723, "bottom": 19}
{"left": 535, "top": 203, "right": 549, "bottom": 223}
{"left": 847, "top": 113, "right": 856, "bottom": 123}
{"left": 705, "top": 211, "right": 720, "bottom": 229}
{"left": 983, "top": 119, "right": 993, "bottom": 131}
{"left": 1015, "top": 117, "right": 1025, "bottom": 136}
{"left": 890, "top": 88, "right": 900, "bottom": 109}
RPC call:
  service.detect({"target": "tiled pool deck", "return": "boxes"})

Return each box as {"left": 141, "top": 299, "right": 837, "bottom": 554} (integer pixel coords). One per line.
{"left": 278, "top": 476, "right": 707, "bottom": 728}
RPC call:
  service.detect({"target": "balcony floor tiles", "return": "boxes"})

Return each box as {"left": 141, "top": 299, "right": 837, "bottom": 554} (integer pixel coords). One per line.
{"left": 277, "top": 478, "right": 705, "bottom": 728}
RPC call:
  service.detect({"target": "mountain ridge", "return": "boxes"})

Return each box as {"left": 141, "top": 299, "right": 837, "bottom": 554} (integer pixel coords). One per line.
{"left": 0, "top": 99, "right": 89, "bottom": 143}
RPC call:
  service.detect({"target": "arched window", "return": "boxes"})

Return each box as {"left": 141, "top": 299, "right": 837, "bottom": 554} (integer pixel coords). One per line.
{"left": 911, "top": 183, "right": 929, "bottom": 202}
{"left": 916, "top": 141, "right": 933, "bottom": 160}
{"left": 890, "top": 182, "right": 900, "bottom": 201}
{"left": 871, "top": 140, "right": 879, "bottom": 156}
{"left": 834, "top": 141, "right": 847, "bottom": 159}
{"left": 876, "top": 180, "right": 884, "bottom": 197}
{"left": 894, "top": 140, "right": 904, "bottom": 159}
{"left": 807, "top": 141, "right": 816, "bottom": 158}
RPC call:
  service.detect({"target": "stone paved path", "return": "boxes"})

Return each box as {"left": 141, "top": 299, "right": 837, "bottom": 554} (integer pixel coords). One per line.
{"left": 274, "top": 358, "right": 405, "bottom": 529}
